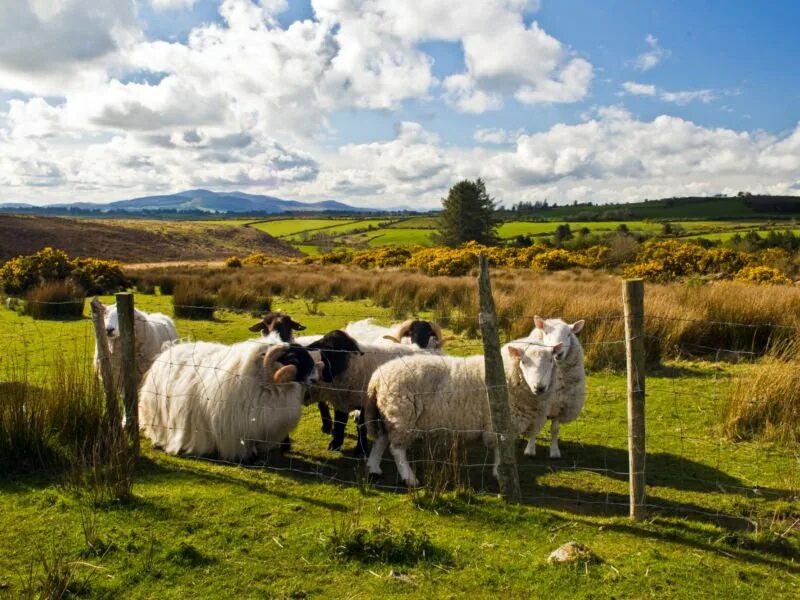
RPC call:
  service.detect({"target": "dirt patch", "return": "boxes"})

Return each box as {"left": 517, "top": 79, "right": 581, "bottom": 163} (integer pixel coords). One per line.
{"left": 0, "top": 215, "right": 300, "bottom": 263}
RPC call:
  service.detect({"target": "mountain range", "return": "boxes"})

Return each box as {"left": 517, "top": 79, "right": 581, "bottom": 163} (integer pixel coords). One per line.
{"left": 0, "top": 189, "right": 381, "bottom": 214}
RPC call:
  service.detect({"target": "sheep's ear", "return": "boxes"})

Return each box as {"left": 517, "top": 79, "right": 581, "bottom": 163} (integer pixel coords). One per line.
{"left": 430, "top": 322, "right": 444, "bottom": 344}
{"left": 273, "top": 365, "right": 298, "bottom": 383}
{"left": 552, "top": 342, "right": 564, "bottom": 355}
{"left": 507, "top": 345, "right": 524, "bottom": 359}
{"left": 534, "top": 316, "right": 545, "bottom": 331}
{"left": 570, "top": 320, "right": 585, "bottom": 334}
{"left": 291, "top": 320, "right": 306, "bottom": 331}
{"left": 249, "top": 322, "right": 266, "bottom": 333}
{"left": 315, "top": 360, "right": 325, "bottom": 372}
{"left": 382, "top": 335, "right": 400, "bottom": 343}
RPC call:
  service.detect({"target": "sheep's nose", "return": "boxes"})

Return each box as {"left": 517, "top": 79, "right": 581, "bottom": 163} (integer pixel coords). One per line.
{"left": 106, "top": 327, "right": 115, "bottom": 336}
{"left": 535, "top": 385, "right": 547, "bottom": 394}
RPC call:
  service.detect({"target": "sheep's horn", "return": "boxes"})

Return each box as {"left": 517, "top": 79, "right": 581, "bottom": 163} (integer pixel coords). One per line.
{"left": 392, "top": 319, "right": 414, "bottom": 338}
{"left": 430, "top": 321, "right": 444, "bottom": 345}
{"left": 273, "top": 365, "right": 298, "bottom": 383}
{"left": 382, "top": 335, "right": 401, "bottom": 343}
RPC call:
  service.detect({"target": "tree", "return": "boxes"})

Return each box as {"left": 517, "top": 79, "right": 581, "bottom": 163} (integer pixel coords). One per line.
{"left": 434, "top": 179, "right": 499, "bottom": 247}
{"left": 553, "top": 224, "right": 573, "bottom": 244}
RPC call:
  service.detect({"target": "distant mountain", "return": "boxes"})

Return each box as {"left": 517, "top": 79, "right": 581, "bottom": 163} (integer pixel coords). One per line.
{"left": 0, "top": 189, "right": 380, "bottom": 214}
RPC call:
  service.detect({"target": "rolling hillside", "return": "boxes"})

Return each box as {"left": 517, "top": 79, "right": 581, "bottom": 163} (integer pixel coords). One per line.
{"left": 0, "top": 215, "right": 299, "bottom": 263}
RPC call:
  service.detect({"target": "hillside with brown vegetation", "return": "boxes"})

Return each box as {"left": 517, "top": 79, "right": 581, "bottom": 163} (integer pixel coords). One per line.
{"left": 0, "top": 215, "right": 299, "bottom": 263}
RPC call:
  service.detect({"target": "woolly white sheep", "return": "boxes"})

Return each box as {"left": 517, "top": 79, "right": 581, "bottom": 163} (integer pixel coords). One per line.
{"left": 364, "top": 341, "right": 562, "bottom": 487}
{"left": 345, "top": 318, "right": 444, "bottom": 351}
{"left": 522, "top": 316, "right": 586, "bottom": 459}
{"left": 306, "top": 330, "right": 421, "bottom": 456}
{"left": 138, "top": 341, "right": 322, "bottom": 462}
{"left": 94, "top": 303, "right": 179, "bottom": 388}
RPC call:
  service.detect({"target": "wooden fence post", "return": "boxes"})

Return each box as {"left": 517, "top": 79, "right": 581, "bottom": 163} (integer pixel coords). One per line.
{"left": 477, "top": 253, "right": 522, "bottom": 504}
{"left": 623, "top": 279, "right": 646, "bottom": 521}
{"left": 116, "top": 292, "right": 139, "bottom": 455}
{"left": 90, "top": 298, "right": 119, "bottom": 429}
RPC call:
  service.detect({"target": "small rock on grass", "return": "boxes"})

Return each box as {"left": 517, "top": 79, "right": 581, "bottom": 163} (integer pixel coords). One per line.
{"left": 547, "top": 541, "right": 600, "bottom": 565}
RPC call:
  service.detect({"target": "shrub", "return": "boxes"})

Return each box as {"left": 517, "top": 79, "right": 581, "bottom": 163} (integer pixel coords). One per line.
{"left": 0, "top": 247, "right": 72, "bottom": 294}
{"left": 224, "top": 256, "right": 242, "bottom": 268}
{"left": 69, "top": 258, "right": 130, "bottom": 295}
{"left": 531, "top": 249, "right": 584, "bottom": 271}
{"left": 406, "top": 247, "right": 478, "bottom": 276}
{"left": 242, "top": 253, "right": 277, "bottom": 267}
{"left": 172, "top": 282, "right": 216, "bottom": 319}
{"left": 22, "top": 281, "right": 85, "bottom": 320}
{"left": 217, "top": 284, "right": 271, "bottom": 313}
{"left": 733, "top": 266, "right": 793, "bottom": 286}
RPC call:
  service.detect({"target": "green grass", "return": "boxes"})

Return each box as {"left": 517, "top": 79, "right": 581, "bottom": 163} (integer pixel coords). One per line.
{"left": 387, "top": 216, "right": 440, "bottom": 229}
{"left": 365, "top": 228, "right": 435, "bottom": 247}
{"left": 2, "top": 293, "right": 799, "bottom": 597}
{"left": 248, "top": 218, "right": 358, "bottom": 238}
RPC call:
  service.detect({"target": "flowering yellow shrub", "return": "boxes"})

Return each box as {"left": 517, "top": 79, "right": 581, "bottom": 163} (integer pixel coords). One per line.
{"left": 225, "top": 256, "right": 243, "bottom": 268}
{"left": 733, "top": 266, "right": 793, "bottom": 286}
{"left": 242, "top": 253, "right": 277, "bottom": 266}
{"left": 351, "top": 247, "right": 413, "bottom": 269}
{"left": 1, "top": 248, "right": 128, "bottom": 295}
{"left": 531, "top": 249, "right": 585, "bottom": 271}
{"left": 405, "top": 246, "right": 479, "bottom": 276}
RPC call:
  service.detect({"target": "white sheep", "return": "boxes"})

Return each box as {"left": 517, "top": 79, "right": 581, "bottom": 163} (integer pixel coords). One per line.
{"left": 94, "top": 303, "right": 179, "bottom": 388}
{"left": 364, "top": 341, "right": 562, "bottom": 487}
{"left": 522, "top": 316, "right": 586, "bottom": 459}
{"left": 138, "top": 341, "right": 321, "bottom": 462}
{"left": 345, "top": 318, "right": 444, "bottom": 351}
{"left": 306, "top": 330, "right": 420, "bottom": 455}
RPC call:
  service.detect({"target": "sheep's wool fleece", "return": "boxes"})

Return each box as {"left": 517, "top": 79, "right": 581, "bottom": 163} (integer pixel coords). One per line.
{"left": 139, "top": 340, "right": 305, "bottom": 461}
{"left": 366, "top": 347, "right": 549, "bottom": 445}
{"left": 310, "top": 342, "right": 418, "bottom": 412}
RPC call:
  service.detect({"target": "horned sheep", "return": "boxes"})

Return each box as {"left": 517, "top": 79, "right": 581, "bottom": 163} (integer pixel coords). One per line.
{"left": 138, "top": 341, "right": 321, "bottom": 462}
{"left": 344, "top": 318, "right": 444, "bottom": 351}
{"left": 364, "top": 341, "right": 562, "bottom": 487}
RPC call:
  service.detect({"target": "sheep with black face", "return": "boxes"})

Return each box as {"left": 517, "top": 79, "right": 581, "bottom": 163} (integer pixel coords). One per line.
{"left": 139, "top": 340, "right": 322, "bottom": 462}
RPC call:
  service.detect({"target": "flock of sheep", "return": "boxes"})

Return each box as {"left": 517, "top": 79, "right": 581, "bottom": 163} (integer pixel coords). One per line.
{"left": 94, "top": 303, "right": 586, "bottom": 488}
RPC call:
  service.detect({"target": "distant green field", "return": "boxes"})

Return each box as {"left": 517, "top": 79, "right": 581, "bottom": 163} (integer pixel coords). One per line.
{"left": 366, "top": 228, "right": 435, "bottom": 247}
{"left": 249, "top": 218, "right": 356, "bottom": 237}
{"left": 497, "top": 220, "right": 664, "bottom": 238}
{"left": 687, "top": 228, "right": 800, "bottom": 242}
{"left": 388, "top": 216, "right": 439, "bottom": 229}
{"left": 286, "top": 219, "right": 394, "bottom": 241}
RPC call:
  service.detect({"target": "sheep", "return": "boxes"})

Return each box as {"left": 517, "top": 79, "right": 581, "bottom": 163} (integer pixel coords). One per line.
{"left": 4, "top": 297, "right": 19, "bottom": 311}
{"left": 306, "top": 330, "right": 422, "bottom": 456}
{"left": 364, "top": 341, "right": 563, "bottom": 487}
{"left": 247, "top": 312, "right": 332, "bottom": 435}
{"left": 249, "top": 311, "right": 306, "bottom": 344}
{"left": 522, "top": 316, "right": 586, "bottom": 459}
{"left": 138, "top": 341, "right": 322, "bottom": 462}
{"left": 345, "top": 318, "right": 444, "bottom": 351}
{"left": 94, "top": 303, "right": 179, "bottom": 388}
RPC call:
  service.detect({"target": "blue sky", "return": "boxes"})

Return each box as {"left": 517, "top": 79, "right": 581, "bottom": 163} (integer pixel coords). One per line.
{"left": 0, "top": 0, "right": 798, "bottom": 207}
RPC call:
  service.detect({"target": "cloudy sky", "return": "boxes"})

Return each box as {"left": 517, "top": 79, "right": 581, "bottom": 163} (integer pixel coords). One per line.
{"left": 1, "top": 0, "right": 799, "bottom": 209}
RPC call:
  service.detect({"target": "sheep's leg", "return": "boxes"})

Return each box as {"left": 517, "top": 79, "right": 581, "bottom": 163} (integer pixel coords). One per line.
{"left": 328, "top": 410, "right": 349, "bottom": 451}
{"left": 354, "top": 409, "right": 369, "bottom": 458}
{"left": 492, "top": 445, "right": 501, "bottom": 480}
{"left": 366, "top": 433, "right": 389, "bottom": 477}
{"left": 318, "top": 402, "right": 332, "bottom": 434}
{"left": 524, "top": 413, "right": 549, "bottom": 457}
{"left": 279, "top": 435, "right": 292, "bottom": 454}
{"left": 390, "top": 445, "right": 419, "bottom": 488}
{"left": 549, "top": 419, "right": 561, "bottom": 459}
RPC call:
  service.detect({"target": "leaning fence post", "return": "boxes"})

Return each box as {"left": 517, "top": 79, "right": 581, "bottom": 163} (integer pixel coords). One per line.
{"left": 623, "top": 279, "right": 646, "bottom": 521}
{"left": 90, "top": 297, "right": 119, "bottom": 429}
{"left": 477, "top": 253, "right": 522, "bottom": 504}
{"left": 116, "top": 292, "right": 139, "bottom": 455}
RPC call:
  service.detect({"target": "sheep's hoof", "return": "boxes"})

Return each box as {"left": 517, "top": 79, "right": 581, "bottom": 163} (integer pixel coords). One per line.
{"left": 367, "top": 471, "right": 383, "bottom": 483}
{"left": 523, "top": 446, "right": 537, "bottom": 458}
{"left": 279, "top": 436, "right": 292, "bottom": 453}
{"left": 328, "top": 439, "right": 343, "bottom": 452}
{"left": 403, "top": 478, "right": 420, "bottom": 489}
{"left": 549, "top": 449, "right": 561, "bottom": 459}
{"left": 321, "top": 423, "right": 332, "bottom": 435}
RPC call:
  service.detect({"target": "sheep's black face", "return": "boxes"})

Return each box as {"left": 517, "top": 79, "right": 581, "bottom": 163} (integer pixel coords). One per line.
{"left": 407, "top": 320, "right": 437, "bottom": 349}
{"left": 277, "top": 344, "right": 316, "bottom": 383}
{"left": 250, "top": 312, "right": 306, "bottom": 342}
{"left": 307, "top": 330, "right": 362, "bottom": 382}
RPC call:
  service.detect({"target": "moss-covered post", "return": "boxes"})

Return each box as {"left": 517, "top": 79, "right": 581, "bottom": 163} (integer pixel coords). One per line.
{"left": 623, "top": 279, "right": 646, "bottom": 521}
{"left": 478, "top": 253, "right": 522, "bottom": 503}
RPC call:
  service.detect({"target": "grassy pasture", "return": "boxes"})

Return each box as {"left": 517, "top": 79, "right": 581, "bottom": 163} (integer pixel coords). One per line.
{"left": 248, "top": 218, "right": 358, "bottom": 238}
{"left": 1, "top": 279, "right": 799, "bottom": 597}
{"left": 365, "top": 228, "right": 436, "bottom": 247}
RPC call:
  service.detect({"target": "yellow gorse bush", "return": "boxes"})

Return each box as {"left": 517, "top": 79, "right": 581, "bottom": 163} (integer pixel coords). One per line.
{"left": 733, "top": 265, "right": 793, "bottom": 286}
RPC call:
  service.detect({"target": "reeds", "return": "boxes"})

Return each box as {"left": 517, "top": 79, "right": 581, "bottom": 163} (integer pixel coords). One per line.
{"left": 22, "top": 281, "right": 85, "bottom": 320}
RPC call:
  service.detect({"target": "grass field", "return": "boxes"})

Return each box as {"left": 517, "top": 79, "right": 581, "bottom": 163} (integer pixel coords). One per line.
{"left": 248, "top": 218, "right": 358, "bottom": 238}
{"left": 2, "top": 288, "right": 799, "bottom": 598}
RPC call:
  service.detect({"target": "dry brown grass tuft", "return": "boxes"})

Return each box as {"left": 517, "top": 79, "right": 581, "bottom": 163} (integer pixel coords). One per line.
{"left": 722, "top": 340, "right": 800, "bottom": 442}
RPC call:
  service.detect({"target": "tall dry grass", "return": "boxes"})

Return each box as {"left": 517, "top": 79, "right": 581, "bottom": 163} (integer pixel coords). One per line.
{"left": 722, "top": 340, "right": 800, "bottom": 442}
{"left": 132, "top": 265, "right": 800, "bottom": 370}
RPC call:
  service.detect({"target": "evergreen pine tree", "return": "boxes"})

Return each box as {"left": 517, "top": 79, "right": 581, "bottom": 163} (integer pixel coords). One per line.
{"left": 433, "top": 178, "right": 499, "bottom": 247}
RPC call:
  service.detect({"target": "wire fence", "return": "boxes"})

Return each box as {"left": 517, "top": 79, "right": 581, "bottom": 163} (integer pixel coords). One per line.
{"left": 2, "top": 294, "right": 799, "bottom": 531}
